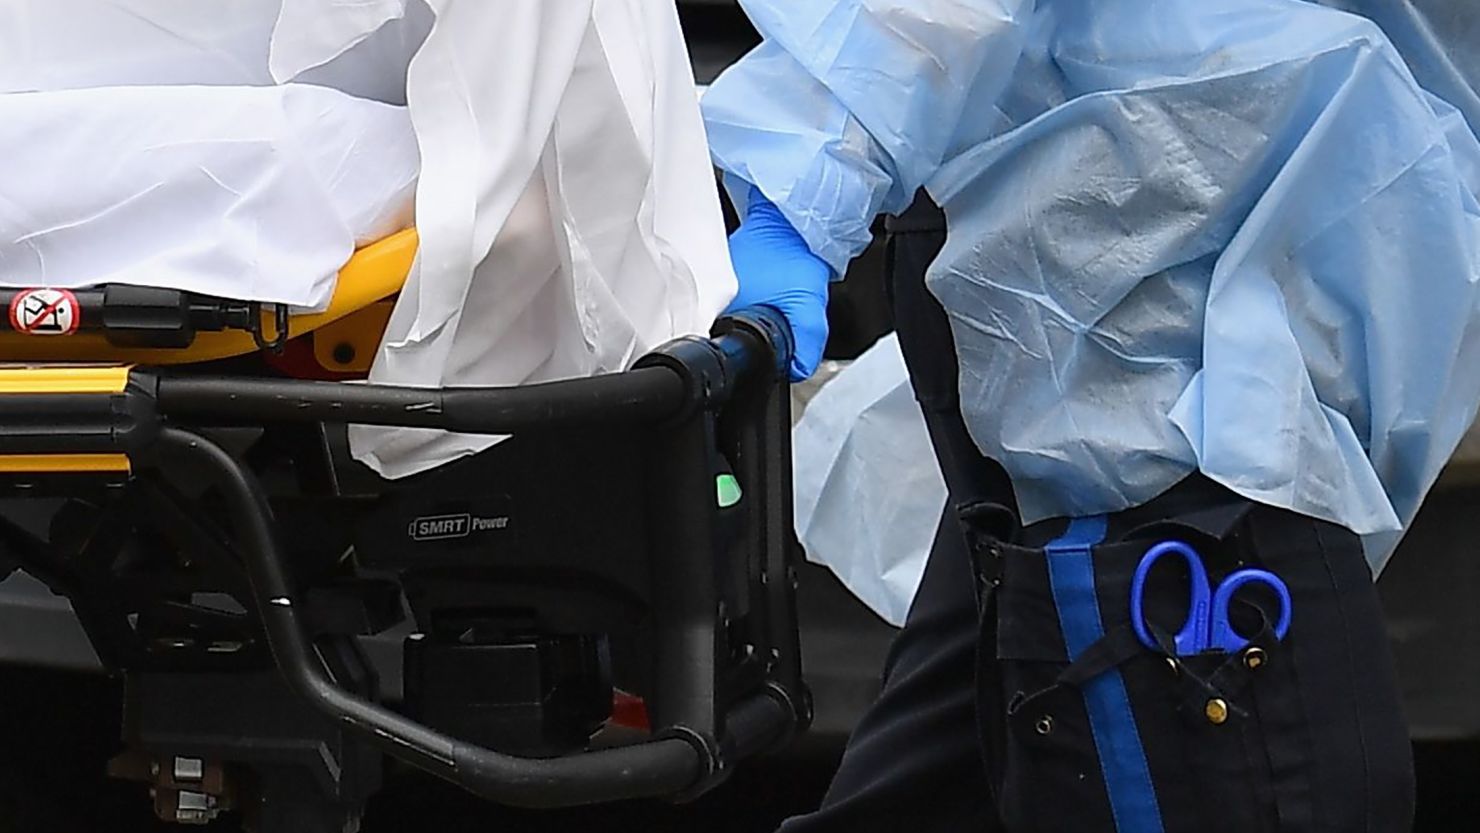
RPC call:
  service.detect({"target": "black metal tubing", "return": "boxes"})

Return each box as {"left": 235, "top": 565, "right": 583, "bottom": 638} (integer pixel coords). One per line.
{"left": 155, "top": 367, "right": 686, "bottom": 434}
{"left": 153, "top": 308, "right": 792, "bottom": 435}
{"left": 0, "top": 308, "right": 802, "bottom": 806}
{"left": 641, "top": 404, "right": 724, "bottom": 736}
{"left": 723, "top": 330, "right": 810, "bottom": 743}
{"left": 0, "top": 379, "right": 157, "bottom": 456}
{"left": 153, "top": 427, "right": 719, "bottom": 808}
{"left": 126, "top": 308, "right": 802, "bottom": 808}
{"left": 614, "top": 309, "right": 793, "bottom": 742}
{"left": 0, "top": 393, "right": 129, "bottom": 453}
{"left": 720, "top": 683, "right": 795, "bottom": 764}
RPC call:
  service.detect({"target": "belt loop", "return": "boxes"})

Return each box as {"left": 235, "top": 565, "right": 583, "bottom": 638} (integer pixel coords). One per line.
{"left": 956, "top": 500, "right": 1014, "bottom": 609}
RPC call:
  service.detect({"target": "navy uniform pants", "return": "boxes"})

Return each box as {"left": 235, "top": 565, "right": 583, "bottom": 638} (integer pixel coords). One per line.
{"left": 779, "top": 196, "right": 1415, "bottom": 833}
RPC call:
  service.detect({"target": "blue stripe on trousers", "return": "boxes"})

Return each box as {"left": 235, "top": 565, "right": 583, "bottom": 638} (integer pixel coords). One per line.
{"left": 1045, "top": 517, "right": 1164, "bottom": 833}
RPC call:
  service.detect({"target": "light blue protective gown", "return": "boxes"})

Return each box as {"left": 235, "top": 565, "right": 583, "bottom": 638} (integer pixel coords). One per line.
{"left": 703, "top": 0, "right": 1480, "bottom": 570}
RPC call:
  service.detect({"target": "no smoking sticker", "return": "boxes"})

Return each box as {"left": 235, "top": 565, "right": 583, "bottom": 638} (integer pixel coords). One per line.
{"left": 8, "top": 289, "right": 80, "bottom": 336}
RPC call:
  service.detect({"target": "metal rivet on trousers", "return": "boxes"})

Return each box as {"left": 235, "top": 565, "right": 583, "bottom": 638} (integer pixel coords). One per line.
{"left": 1205, "top": 698, "right": 1230, "bottom": 725}
{"left": 1035, "top": 716, "right": 1054, "bottom": 736}
{"left": 1243, "top": 646, "right": 1268, "bottom": 671}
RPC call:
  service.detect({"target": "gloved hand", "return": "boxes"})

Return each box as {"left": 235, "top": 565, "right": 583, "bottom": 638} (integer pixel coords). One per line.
{"left": 726, "top": 186, "right": 833, "bottom": 382}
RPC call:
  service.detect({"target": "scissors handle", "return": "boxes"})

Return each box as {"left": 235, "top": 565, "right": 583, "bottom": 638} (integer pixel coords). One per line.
{"left": 1208, "top": 569, "right": 1293, "bottom": 652}
{"left": 1130, "top": 541, "right": 1213, "bottom": 655}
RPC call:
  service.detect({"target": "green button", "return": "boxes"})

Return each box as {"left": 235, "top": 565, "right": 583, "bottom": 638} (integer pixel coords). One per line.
{"left": 716, "top": 474, "right": 743, "bottom": 508}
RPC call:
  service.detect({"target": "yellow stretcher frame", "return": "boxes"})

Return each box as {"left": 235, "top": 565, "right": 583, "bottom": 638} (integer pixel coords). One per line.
{"left": 0, "top": 228, "right": 418, "bottom": 366}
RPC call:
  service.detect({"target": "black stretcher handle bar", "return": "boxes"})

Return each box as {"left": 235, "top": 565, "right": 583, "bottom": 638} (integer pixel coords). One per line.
{"left": 156, "top": 366, "right": 687, "bottom": 433}
{"left": 155, "top": 307, "right": 793, "bottom": 433}
{"left": 158, "top": 427, "right": 793, "bottom": 807}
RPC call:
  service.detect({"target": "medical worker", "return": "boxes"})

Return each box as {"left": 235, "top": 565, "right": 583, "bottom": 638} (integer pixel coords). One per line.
{"left": 706, "top": 1, "right": 1480, "bottom": 830}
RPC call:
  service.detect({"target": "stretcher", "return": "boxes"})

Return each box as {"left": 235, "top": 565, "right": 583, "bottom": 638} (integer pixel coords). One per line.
{"left": 0, "top": 230, "right": 809, "bottom": 830}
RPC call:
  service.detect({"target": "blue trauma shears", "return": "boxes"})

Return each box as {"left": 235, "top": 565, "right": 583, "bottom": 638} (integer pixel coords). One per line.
{"left": 1130, "top": 541, "right": 1293, "bottom": 655}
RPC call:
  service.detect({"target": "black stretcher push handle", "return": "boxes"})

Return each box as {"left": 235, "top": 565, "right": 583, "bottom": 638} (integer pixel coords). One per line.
{"left": 155, "top": 307, "right": 795, "bottom": 434}
{"left": 137, "top": 308, "right": 798, "bottom": 807}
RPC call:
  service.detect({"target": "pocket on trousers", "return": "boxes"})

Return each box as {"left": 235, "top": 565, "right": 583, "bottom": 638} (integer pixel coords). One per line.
{"left": 960, "top": 510, "right": 1325, "bottom": 833}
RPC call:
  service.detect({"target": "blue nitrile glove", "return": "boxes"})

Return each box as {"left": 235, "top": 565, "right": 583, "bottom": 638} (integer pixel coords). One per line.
{"left": 726, "top": 187, "right": 833, "bottom": 382}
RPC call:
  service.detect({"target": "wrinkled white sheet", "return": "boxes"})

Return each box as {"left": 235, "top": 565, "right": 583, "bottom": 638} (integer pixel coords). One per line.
{"left": 0, "top": 83, "right": 418, "bottom": 308}
{"left": 272, "top": 0, "right": 737, "bottom": 478}
{"left": 0, "top": 0, "right": 428, "bottom": 103}
{"left": 0, "top": 0, "right": 421, "bottom": 309}
{"left": 0, "top": 0, "right": 737, "bottom": 481}
{"left": 793, "top": 335, "right": 946, "bottom": 626}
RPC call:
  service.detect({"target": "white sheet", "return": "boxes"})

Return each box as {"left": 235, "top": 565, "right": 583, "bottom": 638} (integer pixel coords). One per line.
{"left": 270, "top": 0, "right": 738, "bottom": 478}
{"left": 0, "top": 83, "right": 418, "bottom": 309}
{"left": 0, "top": 0, "right": 737, "bottom": 481}
{"left": 0, "top": 0, "right": 421, "bottom": 309}
{"left": 0, "top": 0, "right": 428, "bottom": 103}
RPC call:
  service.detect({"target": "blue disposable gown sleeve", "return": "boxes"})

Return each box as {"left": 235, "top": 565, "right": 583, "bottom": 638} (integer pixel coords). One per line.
{"left": 921, "top": 0, "right": 1480, "bottom": 570}
{"left": 701, "top": 0, "right": 1035, "bottom": 274}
